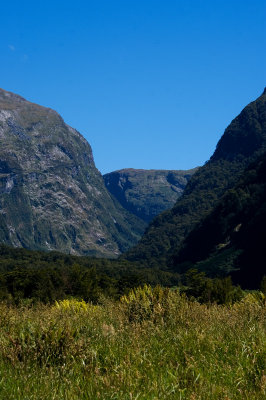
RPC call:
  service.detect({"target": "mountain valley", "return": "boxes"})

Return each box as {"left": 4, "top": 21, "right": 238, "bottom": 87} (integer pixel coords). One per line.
{"left": 0, "top": 87, "right": 265, "bottom": 289}
{"left": 125, "top": 87, "right": 266, "bottom": 284}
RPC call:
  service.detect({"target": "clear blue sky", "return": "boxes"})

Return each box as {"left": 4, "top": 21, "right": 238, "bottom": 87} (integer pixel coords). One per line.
{"left": 1, "top": 0, "right": 265, "bottom": 174}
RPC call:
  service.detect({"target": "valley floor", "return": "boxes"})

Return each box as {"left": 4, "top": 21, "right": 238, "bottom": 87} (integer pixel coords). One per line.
{"left": 0, "top": 289, "right": 265, "bottom": 400}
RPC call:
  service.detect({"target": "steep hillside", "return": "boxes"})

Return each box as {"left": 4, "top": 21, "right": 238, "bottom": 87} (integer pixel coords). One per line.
{"left": 125, "top": 88, "right": 266, "bottom": 267}
{"left": 0, "top": 88, "right": 145, "bottom": 256}
{"left": 103, "top": 168, "right": 197, "bottom": 223}
{"left": 171, "top": 151, "right": 266, "bottom": 288}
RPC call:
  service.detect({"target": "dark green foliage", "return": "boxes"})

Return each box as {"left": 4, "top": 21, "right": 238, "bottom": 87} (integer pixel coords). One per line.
{"left": 0, "top": 245, "right": 180, "bottom": 303}
{"left": 183, "top": 269, "right": 243, "bottom": 304}
{"left": 171, "top": 151, "right": 266, "bottom": 288}
{"left": 125, "top": 89, "right": 266, "bottom": 270}
{"left": 0, "top": 245, "right": 250, "bottom": 305}
{"left": 125, "top": 160, "right": 244, "bottom": 267}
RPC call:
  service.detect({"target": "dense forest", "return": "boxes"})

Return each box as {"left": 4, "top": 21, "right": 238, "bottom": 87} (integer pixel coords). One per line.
{"left": 1, "top": 244, "right": 262, "bottom": 305}
{"left": 0, "top": 245, "right": 180, "bottom": 303}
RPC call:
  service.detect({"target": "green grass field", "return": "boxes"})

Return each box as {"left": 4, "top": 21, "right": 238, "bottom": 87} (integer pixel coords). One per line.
{"left": 0, "top": 287, "right": 265, "bottom": 399}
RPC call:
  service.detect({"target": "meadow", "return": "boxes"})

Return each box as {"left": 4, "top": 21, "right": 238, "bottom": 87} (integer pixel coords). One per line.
{"left": 0, "top": 286, "right": 265, "bottom": 400}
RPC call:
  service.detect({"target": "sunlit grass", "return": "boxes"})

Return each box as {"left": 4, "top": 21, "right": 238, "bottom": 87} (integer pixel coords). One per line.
{"left": 0, "top": 288, "right": 265, "bottom": 399}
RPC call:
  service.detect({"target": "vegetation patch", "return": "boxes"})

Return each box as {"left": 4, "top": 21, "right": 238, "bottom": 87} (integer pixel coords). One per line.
{"left": 0, "top": 287, "right": 265, "bottom": 399}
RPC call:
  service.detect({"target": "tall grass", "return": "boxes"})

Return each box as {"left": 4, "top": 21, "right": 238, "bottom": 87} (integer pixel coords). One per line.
{"left": 0, "top": 287, "right": 265, "bottom": 399}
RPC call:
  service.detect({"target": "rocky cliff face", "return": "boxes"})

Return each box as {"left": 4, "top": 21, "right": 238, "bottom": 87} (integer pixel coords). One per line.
{"left": 0, "top": 88, "right": 145, "bottom": 256}
{"left": 104, "top": 168, "right": 198, "bottom": 223}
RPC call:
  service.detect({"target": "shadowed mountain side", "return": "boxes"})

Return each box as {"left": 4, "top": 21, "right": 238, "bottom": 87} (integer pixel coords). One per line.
{"left": 171, "top": 151, "right": 266, "bottom": 288}
{"left": 125, "top": 88, "right": 266, "bottom": 267}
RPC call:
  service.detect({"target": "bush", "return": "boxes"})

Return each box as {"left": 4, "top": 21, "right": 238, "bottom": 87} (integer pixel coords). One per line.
{"left": 120, "top": 284, "right": 182, "bottom": 323}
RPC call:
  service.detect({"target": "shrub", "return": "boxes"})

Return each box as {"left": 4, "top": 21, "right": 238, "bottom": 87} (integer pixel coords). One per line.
{"left": 120, "top": 284, "right": 181, "bottom": 323}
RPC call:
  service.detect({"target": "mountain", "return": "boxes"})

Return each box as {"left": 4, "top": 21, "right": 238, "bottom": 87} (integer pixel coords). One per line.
{"left": 125, "top": 88, "right": 266, "bottom": 267}
{"left": 103, "top": 168, "right": 198, "bottom": 223}
{"left": 172, "top": 151, "right": 266, "bottom": 288}
{"left": 0, "top": 88, "right": 145, "bottom": 257}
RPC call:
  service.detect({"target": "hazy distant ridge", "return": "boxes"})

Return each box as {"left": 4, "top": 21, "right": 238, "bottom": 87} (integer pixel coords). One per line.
{"left": 104, "top": 167, "right": 198, "bottom": 223}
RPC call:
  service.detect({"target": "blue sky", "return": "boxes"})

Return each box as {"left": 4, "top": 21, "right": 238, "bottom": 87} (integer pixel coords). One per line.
{"left": 1, "top": 0, "right": 265, "bottom": 174}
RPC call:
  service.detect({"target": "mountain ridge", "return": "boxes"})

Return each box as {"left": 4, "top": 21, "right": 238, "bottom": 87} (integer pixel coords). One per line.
{"left": 125, "top": 88, "right": 266, "bottom": 267}
{"left": 104, "top": 167, "right": 198, "bottom": 223}
{"left": 0, "top": 88, "right": 145, "bottom": 256}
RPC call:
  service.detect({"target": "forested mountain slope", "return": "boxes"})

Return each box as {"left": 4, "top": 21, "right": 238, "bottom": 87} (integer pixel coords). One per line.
{"left": 0, "top": 88, "right": 145, "bottom": 257}
{"left": 125, "top": 88, "right": 266, "bottom": 267}
{"left": 171, "top": 151, "right": 266, "bottom": 288}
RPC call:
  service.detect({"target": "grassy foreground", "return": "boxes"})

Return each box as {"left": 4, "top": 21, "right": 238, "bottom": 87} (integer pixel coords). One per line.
{"left": 0, "top": 287, "right": 265, "bottom": 400}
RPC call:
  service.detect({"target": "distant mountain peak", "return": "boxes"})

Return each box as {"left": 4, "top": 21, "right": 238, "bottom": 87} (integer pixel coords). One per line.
{"left": 0, "top": 88, "right": 26, "bottom": 103}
